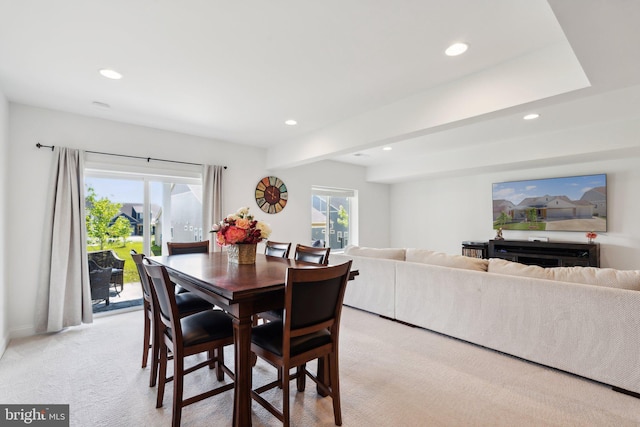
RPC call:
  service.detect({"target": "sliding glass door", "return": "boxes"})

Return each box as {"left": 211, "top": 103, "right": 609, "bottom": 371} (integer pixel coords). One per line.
{"left": 85, "top": 168, "right": 202, "bottom": 312}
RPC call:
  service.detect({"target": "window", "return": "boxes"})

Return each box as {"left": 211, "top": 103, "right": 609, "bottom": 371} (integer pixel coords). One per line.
{"left": 311, "top": 186, "right": 357, "bottom": 252}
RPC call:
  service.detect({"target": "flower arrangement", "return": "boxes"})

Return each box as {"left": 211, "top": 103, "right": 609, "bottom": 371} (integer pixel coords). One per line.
{"left": 211, "top": 207, "right": 272, "bottom": 246}
{"left": 586, "top": 231, "right": 597, "bottom": 243}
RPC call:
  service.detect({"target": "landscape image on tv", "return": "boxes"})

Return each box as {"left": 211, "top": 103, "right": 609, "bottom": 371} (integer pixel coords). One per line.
{"left": 492, "top": 174, "right": 607, "bottom": 232}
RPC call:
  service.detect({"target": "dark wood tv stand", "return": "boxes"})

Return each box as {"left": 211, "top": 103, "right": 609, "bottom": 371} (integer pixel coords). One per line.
{"left": 488, "top": 240, "right": 599, "bottom": 267}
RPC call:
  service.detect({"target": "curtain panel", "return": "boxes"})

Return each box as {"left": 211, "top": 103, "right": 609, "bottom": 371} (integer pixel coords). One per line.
{"left": 36, "top": 147, "right": 92, "bottom": 333}
{"left": 202, "top": 165, "right": 224, "bottom": 252}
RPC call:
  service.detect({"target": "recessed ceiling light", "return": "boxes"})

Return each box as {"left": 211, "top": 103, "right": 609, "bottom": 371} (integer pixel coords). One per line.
{"left": 445, "top": 42, "right": 468, "bottom": 57}
{"left": 284, "top": 119, "right": 297, "bottom": 126}
{"left": 523, "top": 113, "right": 540, "bottom": 120}
{"left": 99, "top": 68, "right": 123, "bottom": 80}
{"left": 382, "top": 146, "right": 392, "bottom": 151}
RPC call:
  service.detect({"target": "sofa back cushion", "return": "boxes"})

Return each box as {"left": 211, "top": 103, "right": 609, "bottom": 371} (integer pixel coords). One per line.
{"left": 550, "top": 266, "right": 640, "bottom": 291}
{"left": 488, "top": 258, "right": 640, "bottom": 291}
{"left": 344, "top": 245, "right": 406, "bottom": 261}
{"left": 487, "top": 258, "right": 552, "bottom": 280}
{"left": 406, "top": 248, "right": 489, "bottom": 272}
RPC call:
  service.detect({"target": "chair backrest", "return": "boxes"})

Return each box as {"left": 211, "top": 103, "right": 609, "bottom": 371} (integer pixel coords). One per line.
{"left": 283, "top": 261, "right": 352, "bottom": 347}
{"left": 88, "top": 250, "right": 123, "bottom": 268}
{"left": 131, "top": 251, "right": 153, "bottom": 301}
{"left": 167, "top": 240, "right": 210, "bottom": 255}
{"left": 294, "top": 244, "right": 330, "bottom": 265}
{"left": 88, "top": 259, "right": 101, "bottom": 272}
{"left": 143, "top": 260, "right": 181, "bottom": 334}
{"left": 264, "top": 240, "right": 292, "bottom": 258}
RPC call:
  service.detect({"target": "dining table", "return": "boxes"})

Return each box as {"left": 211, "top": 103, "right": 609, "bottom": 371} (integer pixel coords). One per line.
{"left": 148, "top": 251, "right": 358, "bottom": 427}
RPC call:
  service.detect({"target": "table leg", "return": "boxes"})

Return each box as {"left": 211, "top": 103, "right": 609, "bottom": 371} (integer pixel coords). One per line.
{"left": 233, "top": 315, "right": 253, "bottom": 427}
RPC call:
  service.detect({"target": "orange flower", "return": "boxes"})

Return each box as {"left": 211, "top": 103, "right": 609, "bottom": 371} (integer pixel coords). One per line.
{"left": 235, "top": 218, "right": 251, "bottom": 229}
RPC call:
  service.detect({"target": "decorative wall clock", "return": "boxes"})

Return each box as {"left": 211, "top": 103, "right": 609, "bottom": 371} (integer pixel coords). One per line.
{"left": 255, "top": 176, "right": 288, "bottom": 214}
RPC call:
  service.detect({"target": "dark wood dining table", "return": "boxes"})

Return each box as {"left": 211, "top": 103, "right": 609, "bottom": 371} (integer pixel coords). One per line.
{"left": 148, "top": 251, "right": 357, "bottom": 427}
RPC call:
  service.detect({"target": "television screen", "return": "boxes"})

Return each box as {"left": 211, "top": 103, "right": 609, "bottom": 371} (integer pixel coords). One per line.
{"left": 492, "top": 174, "right": 607, "bottom": 232}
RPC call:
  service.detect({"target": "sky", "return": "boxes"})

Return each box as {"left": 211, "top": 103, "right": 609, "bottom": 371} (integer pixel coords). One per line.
{"left": 85, "top": 177, "right": 162, "bottom": 205}
{"left": 492, "top": 174, "right": 606, "bottom": 205}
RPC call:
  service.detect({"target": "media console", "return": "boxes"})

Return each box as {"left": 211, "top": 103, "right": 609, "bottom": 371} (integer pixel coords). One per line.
{"left": 487, "top": 240, "right": 599, "bottom": 267}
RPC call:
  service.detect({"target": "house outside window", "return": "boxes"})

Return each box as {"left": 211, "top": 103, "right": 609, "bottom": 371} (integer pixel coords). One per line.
{"left": 311, "top": 186, "right": 357, "bottom": 252}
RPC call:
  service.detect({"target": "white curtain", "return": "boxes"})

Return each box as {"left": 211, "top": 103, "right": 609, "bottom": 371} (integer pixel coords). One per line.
{"left": 36, "top": 147, "right": 92, "bottom": 333}
{"left": 202, "top": 165, "right": 224, "bottom": 252}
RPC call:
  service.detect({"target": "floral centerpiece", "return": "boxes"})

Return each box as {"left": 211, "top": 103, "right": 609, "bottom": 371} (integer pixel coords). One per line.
{"left": 211, "top": 207, "right": 271, "bottom": 264}
{"left": 585, "top": 231, "right": 597, "bottom": 244}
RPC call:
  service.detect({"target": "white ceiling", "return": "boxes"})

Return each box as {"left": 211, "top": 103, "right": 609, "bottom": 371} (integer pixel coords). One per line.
{"left": 1, "top": 0, "right": 640, "bottom": 183}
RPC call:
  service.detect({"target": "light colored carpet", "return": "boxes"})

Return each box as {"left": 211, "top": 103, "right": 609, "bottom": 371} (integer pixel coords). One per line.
{"left": 1, "top": 306, "right": 638, "bottom": 426}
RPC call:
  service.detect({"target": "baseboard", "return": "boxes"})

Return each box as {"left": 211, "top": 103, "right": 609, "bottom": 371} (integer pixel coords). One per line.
{"left": 613, "top": 386, "right": 640, "bottom": 399}
{"left": 9, "top": 324, "right": 36, "bottom": 339}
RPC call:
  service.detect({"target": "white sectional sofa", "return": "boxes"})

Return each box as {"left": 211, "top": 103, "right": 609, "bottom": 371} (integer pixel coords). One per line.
{"left": 331, "top": 245, "right": 640, "bottom": 396}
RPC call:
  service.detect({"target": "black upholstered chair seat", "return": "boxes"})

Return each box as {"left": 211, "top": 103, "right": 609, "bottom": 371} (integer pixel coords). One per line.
{"left": 177, "top": 310, "right": 234, "bottom": 347}
{"left": 175, "top": 292, "right": 213, "bottom": 315}
{"left": 251, "top": 320, "right": 331, "bottom": 357}
{"left": 175, "top": 284, "right": 189, "bottom": 294}
{"left": 259, "top": 308, "right": 283, "bottom": 322}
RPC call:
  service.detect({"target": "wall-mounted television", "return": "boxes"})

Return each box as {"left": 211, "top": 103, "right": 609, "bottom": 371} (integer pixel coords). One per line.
{"left": 492, "top": 174, "right": 607, "bottom": 232}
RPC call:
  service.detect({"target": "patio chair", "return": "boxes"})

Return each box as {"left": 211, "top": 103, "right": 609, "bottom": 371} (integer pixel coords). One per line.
{"left": 89, "top": 261, "right": 112, "bottom": 306}
{"left": 88, "top": 250, "right": 125, "bottom": 293}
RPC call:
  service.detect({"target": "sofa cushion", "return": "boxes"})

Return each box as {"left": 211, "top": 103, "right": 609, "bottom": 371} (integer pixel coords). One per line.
{"left": 344, "top": 245, "right": 406, "bottom": 261}
{"left": 550, "top": 266, "right": 640, "bottom": 291}
{"left": 406, "top": 248, "right": 488, "bottom": 272}
{"left": 487, "top": 258, "right": 552, "bottom": 280}
{"left": 488, "top": 258, "right": 640, "bottom": 291}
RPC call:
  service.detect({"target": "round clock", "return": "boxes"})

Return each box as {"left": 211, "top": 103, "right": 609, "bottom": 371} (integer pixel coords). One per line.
{"left": 255, "top": 176, "right": 288, "bottom": 214}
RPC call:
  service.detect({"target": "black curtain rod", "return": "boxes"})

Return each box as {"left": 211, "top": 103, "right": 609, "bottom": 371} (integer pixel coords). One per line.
{"left": 36, "top": 143, "right": 227, "bottom": 169}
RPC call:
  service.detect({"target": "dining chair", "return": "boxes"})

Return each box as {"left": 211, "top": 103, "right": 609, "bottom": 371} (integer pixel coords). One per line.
{"left": 131, "top": 252, "right": 214, "bottom": 387}
{"left": 143, "top": 260, "right": 235, "bottom": 427}
{"left": 166, "top": 241, "right": 210, "bottom": 293}
{"left": 257, "top": 241, "right": 292, "bottom": 324}
{"left": 250, "top": 260, "right": 353, "bottom": 427}
{"left": 259, "top": 242, "right": 329, "bottom": 324}
{"left": 264, "top": 240, "right": 292, "bottom": 258}
{"left": 167, "top": 240, "right": 210, "bottom": 255}
{"left": 294, "top": 243, "right": 330, "bottom": 265}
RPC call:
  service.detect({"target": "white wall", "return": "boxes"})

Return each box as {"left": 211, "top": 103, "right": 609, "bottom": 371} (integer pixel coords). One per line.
{"left": 264, "top": 160, "right": 390, "bottom": 250}
{"left": 6, "top": 104, "right": 390, "bottom": 338}
{"left": 0, "top": 91, "right": 8, "bottom": 355}
{"left": 390, "top": 155, "right": 640, "bottom": 270}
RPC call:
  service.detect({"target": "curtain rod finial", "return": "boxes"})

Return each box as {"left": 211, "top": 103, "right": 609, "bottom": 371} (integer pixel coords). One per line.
{"left": 36, "top": 142, "right": 54, "bottom": 151}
